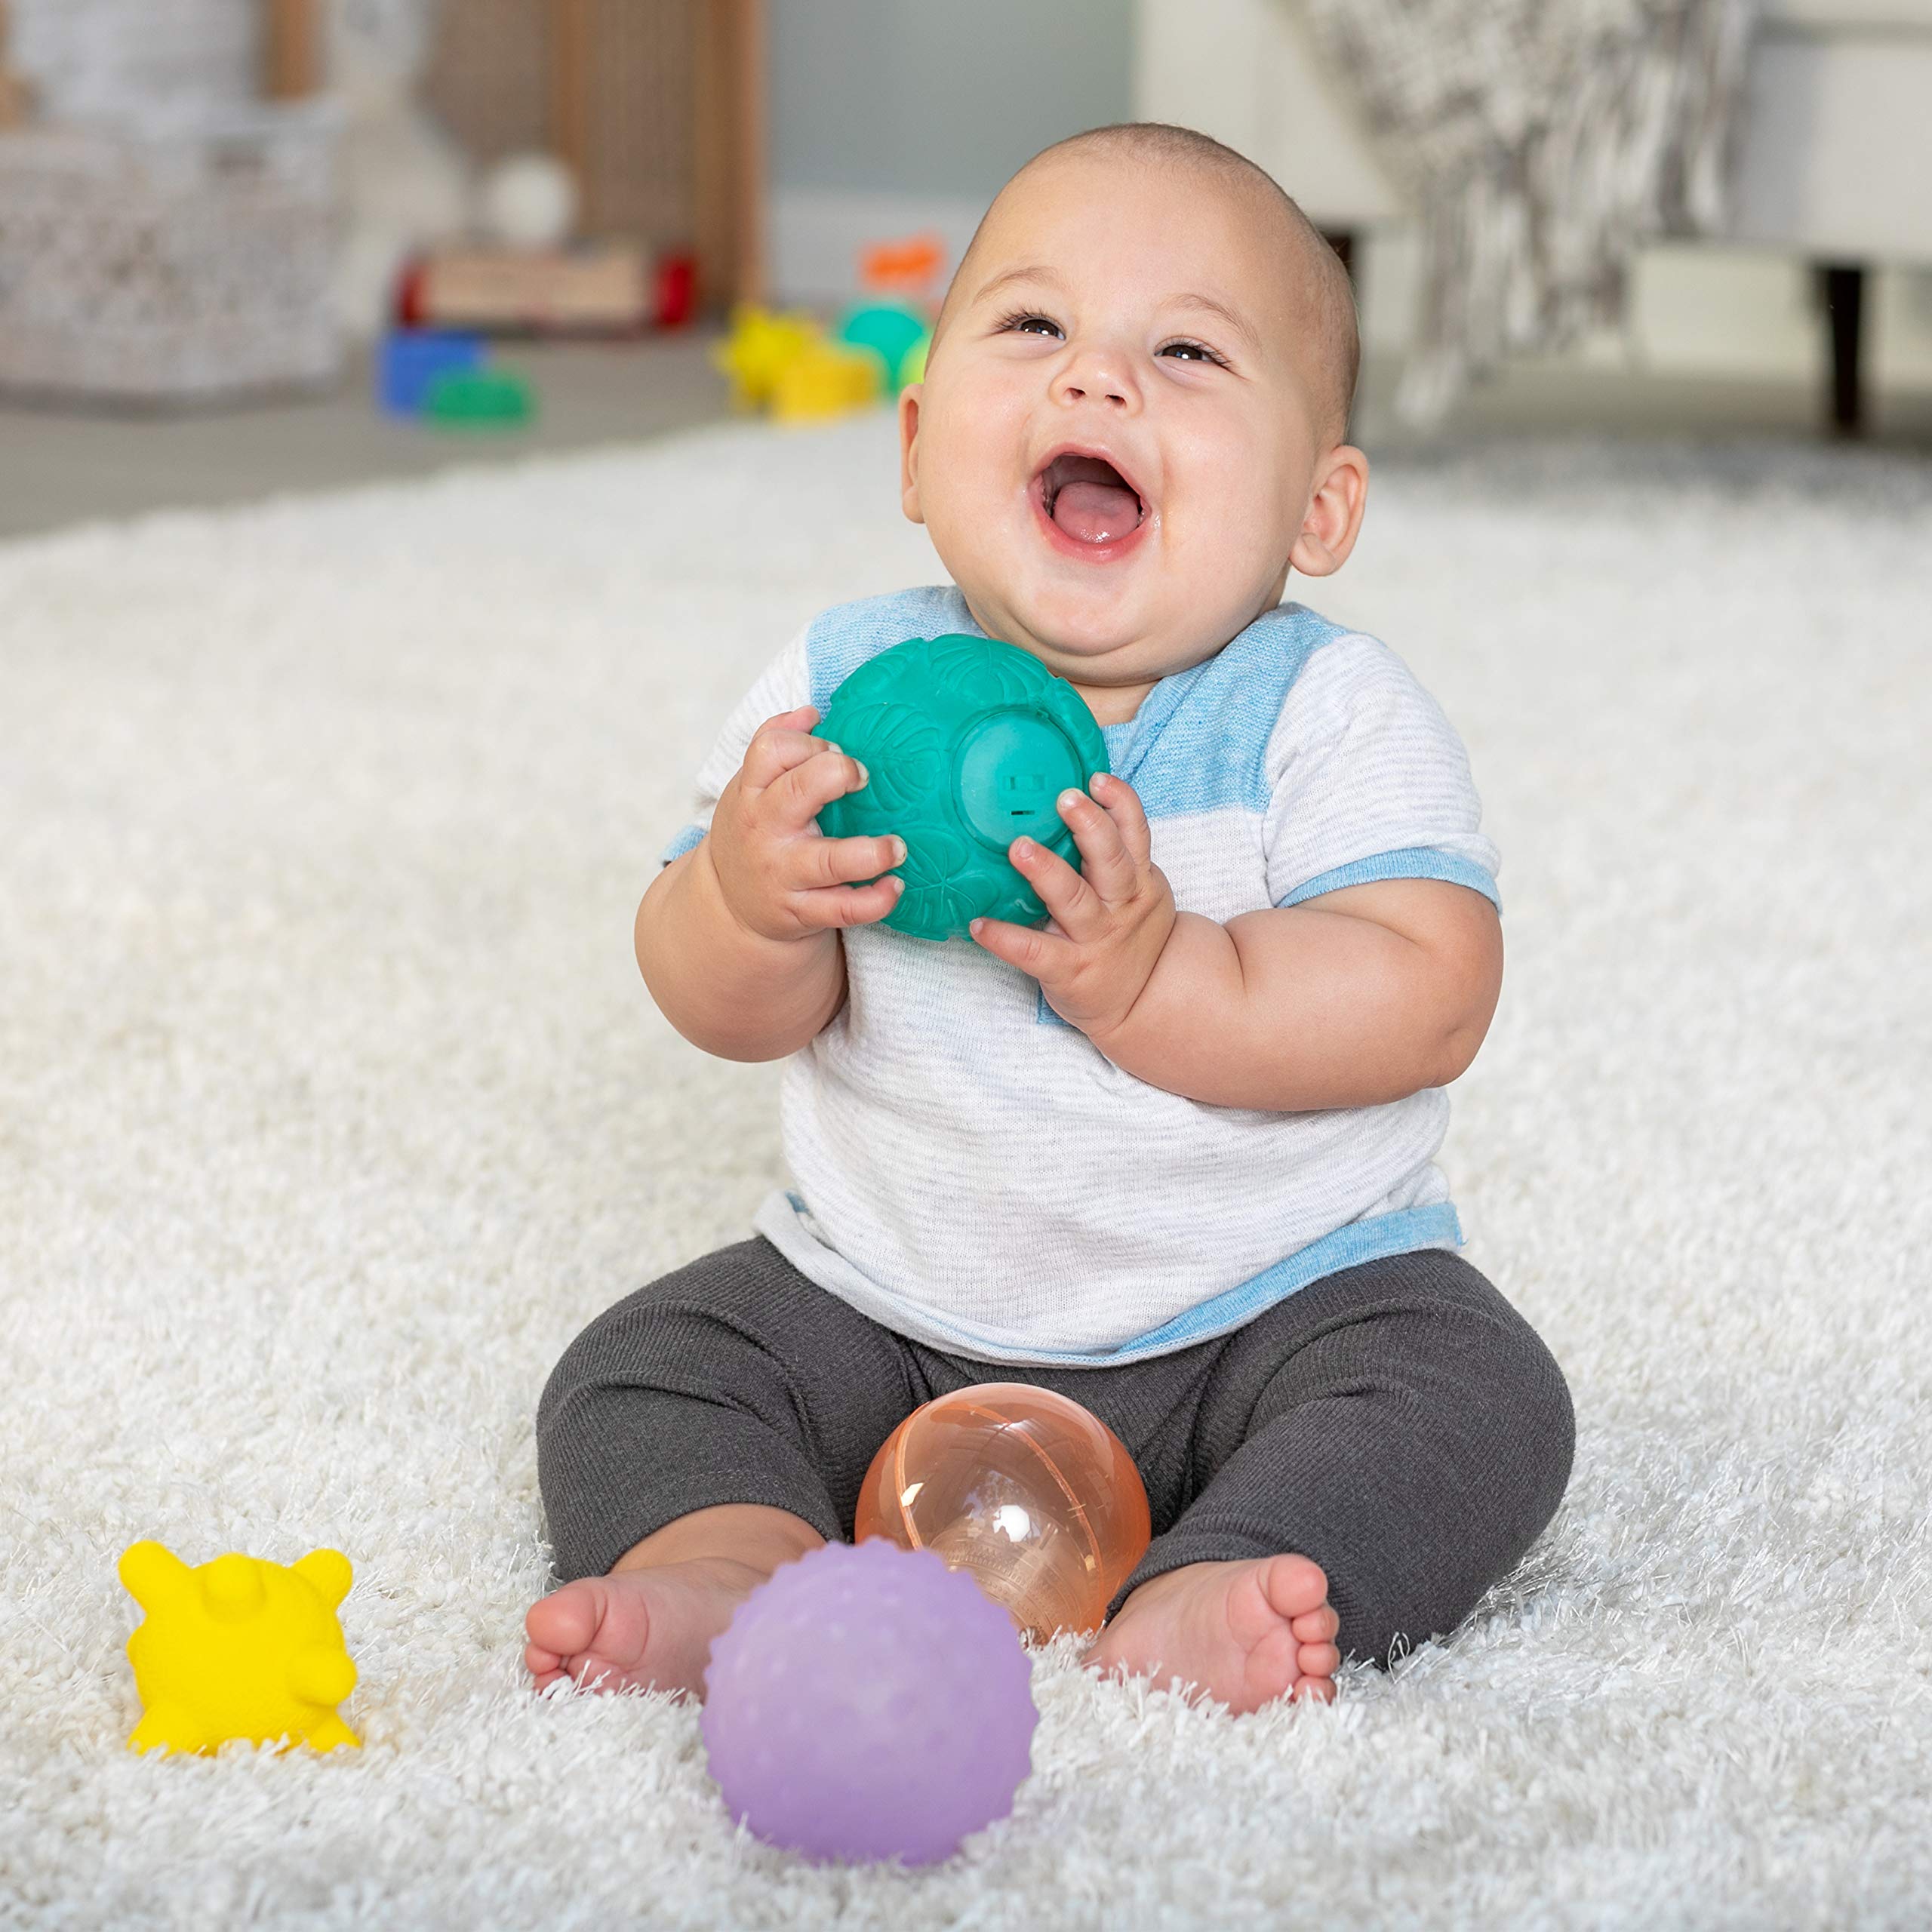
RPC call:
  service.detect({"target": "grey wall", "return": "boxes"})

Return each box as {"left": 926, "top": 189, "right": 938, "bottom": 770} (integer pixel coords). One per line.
{"left": 770, "top": 0, "right": 1135, "bottom": 198}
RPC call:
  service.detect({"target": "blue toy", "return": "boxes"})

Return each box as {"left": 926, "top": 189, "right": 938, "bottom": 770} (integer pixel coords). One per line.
{"left": 376, "top": 330, "right": 483, "bottom": 416}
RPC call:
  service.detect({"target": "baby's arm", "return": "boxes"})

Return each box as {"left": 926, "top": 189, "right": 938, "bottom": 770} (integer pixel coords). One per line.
{"left": 635, "top": 846, "right": 842, "bottom": 1063}
{"left": 637, "top": 705, "right": 904, "bottom": 1060}
{"left": 1090, "top": 876, "right": 1500, "bottom": 1110}
{"left": 1088, "top": 634, "right": 1502, "bottom": 1109}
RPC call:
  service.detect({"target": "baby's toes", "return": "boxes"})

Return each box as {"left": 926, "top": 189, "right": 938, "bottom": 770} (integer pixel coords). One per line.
{"left": 1291, "top": 1602, "right": 1339, "bottom": 1645}
{"left": 1260, "top": 1553, "right": 1329, "bottom": 1623}
{"left": 1297, "top": 1638, "right": 1341, "bottom": 1680}
{"left": 525, "top": 1641, "right": 568, "bottom": 1689}
{"left": 1243, "top": 1623, "right": 1304, "bottom": 1706}
{"left": 525, "top": 1580, "right": 601, "bottom": 1663}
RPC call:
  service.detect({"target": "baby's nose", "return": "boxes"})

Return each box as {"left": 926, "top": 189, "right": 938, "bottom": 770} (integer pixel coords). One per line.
{"left": 1052, "top": 352, "right": 1139, "bottom": 410}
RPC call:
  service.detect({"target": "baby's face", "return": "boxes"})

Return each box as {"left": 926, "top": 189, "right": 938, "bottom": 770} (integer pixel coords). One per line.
{"left": 900, "top": 152, "right": 1361, "bottom": 699}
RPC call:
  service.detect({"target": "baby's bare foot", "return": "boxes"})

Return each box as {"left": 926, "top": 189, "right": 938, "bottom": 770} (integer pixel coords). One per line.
{"left": 1084, "top": 1555, "right": 1340, "bottom": 1715}
{"left": 523, "top": 1556, "right": 768, "bottom": 1700}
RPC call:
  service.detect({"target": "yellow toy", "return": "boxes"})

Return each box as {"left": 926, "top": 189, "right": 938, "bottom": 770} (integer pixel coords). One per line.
{"left": 119, "top": 1540, "right": 360, "bottom": 1755}
{"left": 712, "top": 304, "right": 823, "bottom": 411}
{"left": 712, "top": 303, "right": 885, "bottom": 423}
{"left": 771, "top": 338, "right": 885, "bottom": 423}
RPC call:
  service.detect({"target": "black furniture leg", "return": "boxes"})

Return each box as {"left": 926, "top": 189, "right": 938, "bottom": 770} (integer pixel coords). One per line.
{"left": 1814, "top": 262, "right": 1866, "bottom": 438}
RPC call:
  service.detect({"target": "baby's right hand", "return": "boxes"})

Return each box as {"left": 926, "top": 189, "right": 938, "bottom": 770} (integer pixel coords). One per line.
{"left": 703, "top": 706, "right": 906, "bottom": 941}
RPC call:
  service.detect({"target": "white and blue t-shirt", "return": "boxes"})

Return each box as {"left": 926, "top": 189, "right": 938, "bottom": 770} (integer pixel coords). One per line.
{"left": 662, "top": 584, "right": 1500, "bottom": 1366}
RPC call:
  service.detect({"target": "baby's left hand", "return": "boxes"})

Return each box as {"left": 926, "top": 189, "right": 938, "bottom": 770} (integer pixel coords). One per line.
{"left": 970, "top": 773, "right": 1177, "bottom": 1039}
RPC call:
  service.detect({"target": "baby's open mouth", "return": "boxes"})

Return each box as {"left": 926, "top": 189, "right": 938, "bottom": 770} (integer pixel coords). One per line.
{"left": 1035, "top": 450, "right": 1146, "bottom": 546}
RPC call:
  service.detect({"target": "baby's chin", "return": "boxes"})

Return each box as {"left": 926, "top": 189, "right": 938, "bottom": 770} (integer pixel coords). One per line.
{"left": 968, "top": 568, "right": 1164, "bottom": 678}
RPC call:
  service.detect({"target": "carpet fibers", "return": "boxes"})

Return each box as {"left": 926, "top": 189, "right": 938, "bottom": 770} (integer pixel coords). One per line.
{"left": 2, "top": 414, "right": 1927, "bottom": 1929}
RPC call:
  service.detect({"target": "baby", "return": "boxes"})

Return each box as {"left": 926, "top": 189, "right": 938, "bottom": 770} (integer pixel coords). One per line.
{"left": 525, "top": 123, "right": 1574, "bottom": 1713}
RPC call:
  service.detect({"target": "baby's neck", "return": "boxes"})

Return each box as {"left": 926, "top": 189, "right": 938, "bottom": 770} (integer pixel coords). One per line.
{"left": 1069, "top": 678, "right": 1156, "bottom": 728}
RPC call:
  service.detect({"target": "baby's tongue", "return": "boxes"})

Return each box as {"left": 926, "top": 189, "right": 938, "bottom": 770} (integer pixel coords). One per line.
{"left": 1052, "top": 478, "right": 1140, "bottom": 543}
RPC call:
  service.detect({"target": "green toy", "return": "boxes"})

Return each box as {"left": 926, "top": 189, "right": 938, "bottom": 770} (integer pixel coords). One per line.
{"left": 836, "top": 302, "right": 931, "bottom": 392}
{"left": 817, "top": 635, "right": 1109, "bottom": 942}
{"left": 424, "top": 368, "right": 534, "bottom": 427}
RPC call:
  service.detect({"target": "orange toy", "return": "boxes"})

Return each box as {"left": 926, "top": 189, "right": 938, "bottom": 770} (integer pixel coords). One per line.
{"left": 854, "top": 1383, "right": 1152, "bottom": 1642}
{"left": 859, "top": 232, "right": 946, "bottom": 298}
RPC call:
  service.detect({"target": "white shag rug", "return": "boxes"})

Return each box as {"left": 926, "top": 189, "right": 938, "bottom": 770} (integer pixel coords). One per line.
{"left": 2, "top": 412, "right": 1928, "bottom": 1930}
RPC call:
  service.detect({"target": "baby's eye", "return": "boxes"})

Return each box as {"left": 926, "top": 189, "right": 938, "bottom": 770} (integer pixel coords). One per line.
{"left": 1001, "top": 312, "right": 1064, "bottom": 340}
{"left": 1159, "top": 340, "right": 1224, "bottom": 365}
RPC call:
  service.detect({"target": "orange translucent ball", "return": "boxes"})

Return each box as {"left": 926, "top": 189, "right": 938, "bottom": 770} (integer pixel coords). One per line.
{"left": 854, "top": 1383, "right": 1152, "bottom": 1641}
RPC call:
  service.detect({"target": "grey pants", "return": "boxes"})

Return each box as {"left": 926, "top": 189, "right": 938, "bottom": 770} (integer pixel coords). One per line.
{"left": 537, "top": 1235, "right": 1574, "bottom": 1669}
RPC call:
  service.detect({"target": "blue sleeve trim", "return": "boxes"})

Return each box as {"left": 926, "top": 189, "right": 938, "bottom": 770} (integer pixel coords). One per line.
{"left": 1276, "top": 848, "right": 1501, "bottom": 912}
{"left": 660, "top": 823, "right": 706, "bottom": 866}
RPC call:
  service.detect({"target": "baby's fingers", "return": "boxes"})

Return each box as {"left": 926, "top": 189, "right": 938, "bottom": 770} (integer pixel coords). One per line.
{"left": 768, "top": 744, "right": 870, "bottom": 830}
{"left": 786, "top": 832, "right": 906, "bottom": 892}
{"left": 792, "top": 875, "right": 906, "bottom": 931}
{"left": 740, "top": 706, "right": 832, "bottom": 790}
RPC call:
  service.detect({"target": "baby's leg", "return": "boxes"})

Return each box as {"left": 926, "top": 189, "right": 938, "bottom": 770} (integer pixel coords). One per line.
{"left": 1088, "top": 1249, "right": 1574, "bottom": 1709}
{"left": 527, "top": 1235, "right": 923, "bottom": 1698}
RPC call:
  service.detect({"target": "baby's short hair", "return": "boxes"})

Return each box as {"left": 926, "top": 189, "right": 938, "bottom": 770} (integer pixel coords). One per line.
{"left": 939, "top": 122, "right": 1361, "bottom": 445}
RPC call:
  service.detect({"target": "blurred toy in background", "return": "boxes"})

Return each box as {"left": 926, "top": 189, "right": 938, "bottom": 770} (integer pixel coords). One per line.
{"left": 859, "top": 231, "right": 946, "bottom": 299}
{"left": 477, "top": 150, "right": 578, "bottom": 251}
{"left": 374, "top": 327, "right": 532, "bottom": 430}
{"left": 392, "top": 137, "right": 697, "bottom": 340}
{"left": 837, "top": 300, "right": 929, "bottom": 394}
{"left": 380, "top": 137, "right": 698, "bottom": 430}
{"left": 838, "top": 227, "right": 943, "bottom": 393}
{"left": 421, "top": 367, "right": 533, "bottom": 428}
{"left": 773, "top": 337, "right": 886, "bottom": 423}
{"left": 712, "top": 306, "right": 879, "bottom": 423}
{"left": 396, "top": 241, "right": 669, "bottom": 335}
{"left": 714, "top": 231, "right": 943, "bottom": 425}
{"left": 396, "top": 240, "right": 694, "bottom": 336}
{"left": 393, "top": 148, "right": 694, "bottom": 340}
{"left": 712, "top": 305, "right": 822, "bottom": 409}
{"left": 119, "top": 1540, "right": 360, "bottom": 1756}
{"left": 377, "top": 328, "right": 482, "bottom": 414}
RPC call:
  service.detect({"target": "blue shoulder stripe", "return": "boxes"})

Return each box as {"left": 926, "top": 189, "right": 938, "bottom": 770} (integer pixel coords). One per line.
{"left": 1111, "top": 604, "right": 1353, "bottom": 820}
{"left": 805, "top": 585, "right": 981, "bottom": 713}
{"left": 803, "top": 590, "right": 1355, "bottom": 823}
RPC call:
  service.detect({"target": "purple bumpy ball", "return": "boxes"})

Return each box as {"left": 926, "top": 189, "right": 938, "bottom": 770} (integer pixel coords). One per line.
{"left": 700, "top": 1539, "right": 1038, "bottom": 1866}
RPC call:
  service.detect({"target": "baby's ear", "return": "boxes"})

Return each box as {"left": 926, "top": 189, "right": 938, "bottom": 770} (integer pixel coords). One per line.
{"left": 898, "top": 384, "right": 926, "bottom": 525}
{"left": 1289, "top": 444, "right": 1370, "bottom": 577}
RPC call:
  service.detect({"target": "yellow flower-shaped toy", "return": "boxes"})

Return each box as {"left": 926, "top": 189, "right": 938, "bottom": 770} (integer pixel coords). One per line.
{"left": 119, "top": 1540, "right": 360, "bottom": 1755}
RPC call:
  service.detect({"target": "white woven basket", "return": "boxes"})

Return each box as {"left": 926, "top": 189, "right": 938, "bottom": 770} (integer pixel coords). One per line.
{"left": 0, "top": 102, "right": 344, "bottom": 405}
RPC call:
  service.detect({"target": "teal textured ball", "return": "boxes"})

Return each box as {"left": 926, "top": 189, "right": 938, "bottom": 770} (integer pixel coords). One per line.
{"left": 817, "top": 635, "right": 1109, "bottom": 942}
